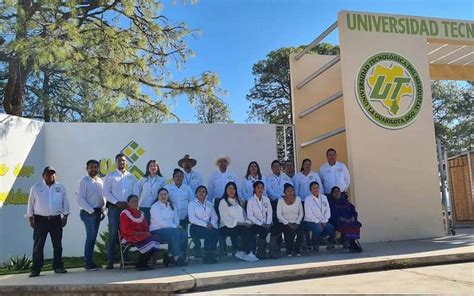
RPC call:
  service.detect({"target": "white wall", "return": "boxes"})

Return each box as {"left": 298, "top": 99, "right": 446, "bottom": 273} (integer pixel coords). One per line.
{"left": 0, "top": 117, "right": 277, "bottom": 262}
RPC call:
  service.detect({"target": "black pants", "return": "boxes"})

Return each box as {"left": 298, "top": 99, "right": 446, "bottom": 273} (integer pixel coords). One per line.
{"left": 250, "top": 225, "right": 270, "bottom": 252}
{"left": 32, "top": 215, "right": 63, "bottom": 272}
{"left": 281, "top": 223, "right": 304, "bottom": 254}
{"left": 190, "top": 224, "right": 218, "bottom": 251}
{"left": 219, "top": 225, "right": 252, "bottom": 253}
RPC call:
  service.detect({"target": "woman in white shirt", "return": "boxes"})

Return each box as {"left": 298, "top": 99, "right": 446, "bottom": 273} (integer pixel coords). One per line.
{"left": 138, "top": 160, "right": 165, "bottom": 223}
{"left": 247, "top": 181, "right": 273, "bottom": 259}
{"left": 295, "top": 159, "right": 324, "bottom": 202}
{"left": 277, "top": 183, "right": 304, "bottom": 256}
{"left": 218, "top": 182, "right": 257, "bottom": 262}
{"left": 149, "top": 188, "right": 188, "bottom": 266}
{"left": 188, "top": 185, "right": 219, "bottom": 264}
{"left": 165, "top": 169, "right": 194, "bottom": 229}
{"left": 303, "top": 181, "right": 335, "bottom": 252}
{"left": 240, "top": 161, "right": 265, "bottom": 202}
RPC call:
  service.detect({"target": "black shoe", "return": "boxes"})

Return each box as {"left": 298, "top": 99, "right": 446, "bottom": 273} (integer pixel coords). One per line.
{"left": 176, "top": 257, "right": 188, "bottom": 266}
{"left": 105, "top": 262, "right": 114, "bottom": 269}
{"left": 84, "top": 263, "right": 99, "bottom": 271}
{"left": 29, "top": 271, "right": 40, "bottom": 278}
{"left": 135, "top": 266, "right": 148, "bottom": 271}
{"left": 163, "top": 253, "right": 171, "bottom": 267}
{"left": 54, "top": 268, "right": 67, "bottom": 274}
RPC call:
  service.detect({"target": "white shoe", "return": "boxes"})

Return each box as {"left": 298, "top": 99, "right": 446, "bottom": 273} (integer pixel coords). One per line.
{"left": 234, "top": 251, "right": 246, "bottom": 261}
{"left": 245, "top": 252, "right": 259, "bottom": 262}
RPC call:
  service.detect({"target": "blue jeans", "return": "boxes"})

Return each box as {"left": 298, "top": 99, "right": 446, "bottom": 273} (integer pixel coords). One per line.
{"left": 151, "top": 228, "right": 187, "bottom": 257}
{"left": 304, "top": 222, "right": 335, "bottom": 243}
{"left": 80, "top": 209, "right": 101, "bottom": 266}
{"left": 107, "top": 205, "right": 122, "bottom": 263}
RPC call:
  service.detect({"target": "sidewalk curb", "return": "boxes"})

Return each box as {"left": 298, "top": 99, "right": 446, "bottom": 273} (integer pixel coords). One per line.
{"left": 0, "top": 251, "right": 472, "bottom": 295}
{"left": 191, "top": 252, "right": 474, "bottom": 292}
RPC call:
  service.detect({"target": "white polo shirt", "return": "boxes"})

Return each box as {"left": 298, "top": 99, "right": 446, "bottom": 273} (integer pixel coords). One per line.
{"left": 26, "top": 181, "right": 70, "bottom": 217}
{"left": 319, "top": 161, "right": 351, "bottom": 193}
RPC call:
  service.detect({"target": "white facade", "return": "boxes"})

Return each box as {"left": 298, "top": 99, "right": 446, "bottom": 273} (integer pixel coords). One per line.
{"left": 0, "top": 114, "right": 277, "bottom": 263}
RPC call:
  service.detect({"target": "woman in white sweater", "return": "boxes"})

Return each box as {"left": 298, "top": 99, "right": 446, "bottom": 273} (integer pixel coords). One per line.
{"left": 149, "top": 188, "right": 188, "bottom": 266}
{"left": 218, "top": 182, "right": 257, "bottom": 262}
{"left": 303, "top": 181, "right": 335, "bottom": 251}
{"left": 277, "top": 183, "right": 304, "bottom": 256}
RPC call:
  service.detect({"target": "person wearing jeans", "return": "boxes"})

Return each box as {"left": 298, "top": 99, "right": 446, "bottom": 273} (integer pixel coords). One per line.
{"left": 103, "top": 153, "right": 139, "bottom": 269}
{"left": 77, "top": 159, "right": 105, "bottom": 270}
{"left": 149, "top": 188, "right": 188, "bottom": 266}
{"left": 303, "top": 181, "right": 335, "bottom": 251}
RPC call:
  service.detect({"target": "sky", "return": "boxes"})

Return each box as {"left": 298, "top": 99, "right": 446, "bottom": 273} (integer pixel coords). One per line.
{"left": 158, "top": 0, "right": 473, "bottom": 123}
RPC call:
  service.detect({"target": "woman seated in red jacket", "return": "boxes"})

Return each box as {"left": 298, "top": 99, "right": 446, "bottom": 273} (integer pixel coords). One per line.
{"left": 120, "top": 194, "right": 161, "bottom": 271}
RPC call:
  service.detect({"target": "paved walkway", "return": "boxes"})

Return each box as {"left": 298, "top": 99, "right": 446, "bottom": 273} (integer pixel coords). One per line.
{"left": 184, "top": 262, "right": 474, "bottom": 294}
{"left": 0, "top": 229, "right": 472, "bottom": 295}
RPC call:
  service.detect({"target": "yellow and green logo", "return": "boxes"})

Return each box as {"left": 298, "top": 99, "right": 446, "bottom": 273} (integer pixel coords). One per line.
{"left": 356, "top": 52, "right": 423, "bottom": 129}
{"left": 98, "top": 140, "right": 145, "bottom": 180}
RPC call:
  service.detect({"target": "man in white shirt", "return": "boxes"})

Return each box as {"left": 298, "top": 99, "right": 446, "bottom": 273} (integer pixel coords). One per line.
{"left": 178, "top": 154, "right": 204, "bottom": 194}
{"left": 26, "top": 166, "right": 70, "bottom": 277}
{"left": 319, "top": 148, "right": 351, "bottom": 197}
{"left": 265, "top": 160, "right": 293, "bottom": 210}
{"left": 207, "top": 155, "right": 237, "bottom": 207}
{"left": 103, "top": 153, "right": 139, "bottom": 269}
{"left": 77, "top": 159, "right": 105, "bottom": 271}
{"left": 284, "top": 160, "right": 297, "bottom": 185}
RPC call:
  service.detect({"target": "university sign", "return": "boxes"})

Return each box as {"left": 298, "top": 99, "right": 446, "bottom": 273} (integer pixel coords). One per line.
{"left": 355, "top": 52, "right": 423, "bottom": 129}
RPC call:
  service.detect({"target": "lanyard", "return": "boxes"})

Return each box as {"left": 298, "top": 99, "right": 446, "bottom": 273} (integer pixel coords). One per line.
{"left": 184, "top": 171, "right": 193, "bottom": 186}
{"left": 273, "top": 174, "right": 281, "bottom": 188}
{"left": 255, "top": 196, "right": 266, "bottom": 222}
{"left": 148, "top": 176, "right": 159, "bottom": 195}
{"left": 197, "top": 200, "right": 208, "bottom": 220}
{"left": 312, "top": 196, "right": 324, "bottom": 218}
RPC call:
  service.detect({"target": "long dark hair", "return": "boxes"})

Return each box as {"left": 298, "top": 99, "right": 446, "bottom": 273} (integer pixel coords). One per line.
{"left": 300, "top": 158, "right": 311, "bottom": 172}
{"left": 222, "top": 182, "right": 242, "bottom": 207}
{"left": 245, "top": 161, "right": 262, "bottom": 180}
{"left": 144, "top": 160, "right": 163, "bottom": 177}
{"left": 156, "top": 187, "right": 174, "bottom": 210}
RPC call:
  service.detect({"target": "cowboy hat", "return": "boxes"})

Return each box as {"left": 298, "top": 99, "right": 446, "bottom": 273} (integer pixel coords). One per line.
{"left": 214, "top": 155, "right": 231, "bottom": 166}
{"left": 178, "top": 154, "right": 197, "bottom": 168}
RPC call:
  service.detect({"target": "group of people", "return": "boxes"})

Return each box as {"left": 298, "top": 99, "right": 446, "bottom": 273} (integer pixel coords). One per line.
{"left": 25, "top": 149, "right": 362, "bottom": 277}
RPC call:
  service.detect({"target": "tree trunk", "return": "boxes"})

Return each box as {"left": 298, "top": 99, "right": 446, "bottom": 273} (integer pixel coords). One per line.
{"left": 3, "top": 58, "right": 26, "bottom": 116}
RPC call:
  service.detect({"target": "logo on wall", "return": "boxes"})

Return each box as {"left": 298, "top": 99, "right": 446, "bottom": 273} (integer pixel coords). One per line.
{"left": 98, "top": 140, "right": 145, "bottom": 180}
{"left": 355, "top": 52, "right": 423, "bottom": 129}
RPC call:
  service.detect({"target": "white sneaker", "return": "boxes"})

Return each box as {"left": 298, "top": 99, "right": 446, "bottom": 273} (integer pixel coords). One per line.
{"left": 245, "top": 252, "right": 259, "bottom": 262}
{"left": 234, "top": 251, "right": 246, "bottom": 261}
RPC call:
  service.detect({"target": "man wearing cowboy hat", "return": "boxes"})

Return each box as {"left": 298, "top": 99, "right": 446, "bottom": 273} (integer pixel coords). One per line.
{"left": 207, "top": 155, "right": 237, "bottom": 205}
{"left": 178, "top": 154, "right": 204, "bottom": 194}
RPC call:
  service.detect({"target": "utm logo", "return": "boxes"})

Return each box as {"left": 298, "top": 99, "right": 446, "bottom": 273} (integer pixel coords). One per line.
{"left": 356, "top": 52, "right": 423, "bottom": 129}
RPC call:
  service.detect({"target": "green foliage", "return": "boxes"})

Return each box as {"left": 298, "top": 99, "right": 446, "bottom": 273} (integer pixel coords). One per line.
{"left": 94, "top": 228, "right": 120, "bottom": 263}
{"left": 2, "top": 254, "right": 32, "bottom": 271}
{"left": 431, "top": 80, "right": 473, "bottom": 156}
{"left": 246, "top": 43, "right": 340, "bottom": 125}
{"left": 196, "top": 95, "right": 233, "bottom": 123}
{"left": 0, "top": 1, "right": 224, "bottom": 122}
